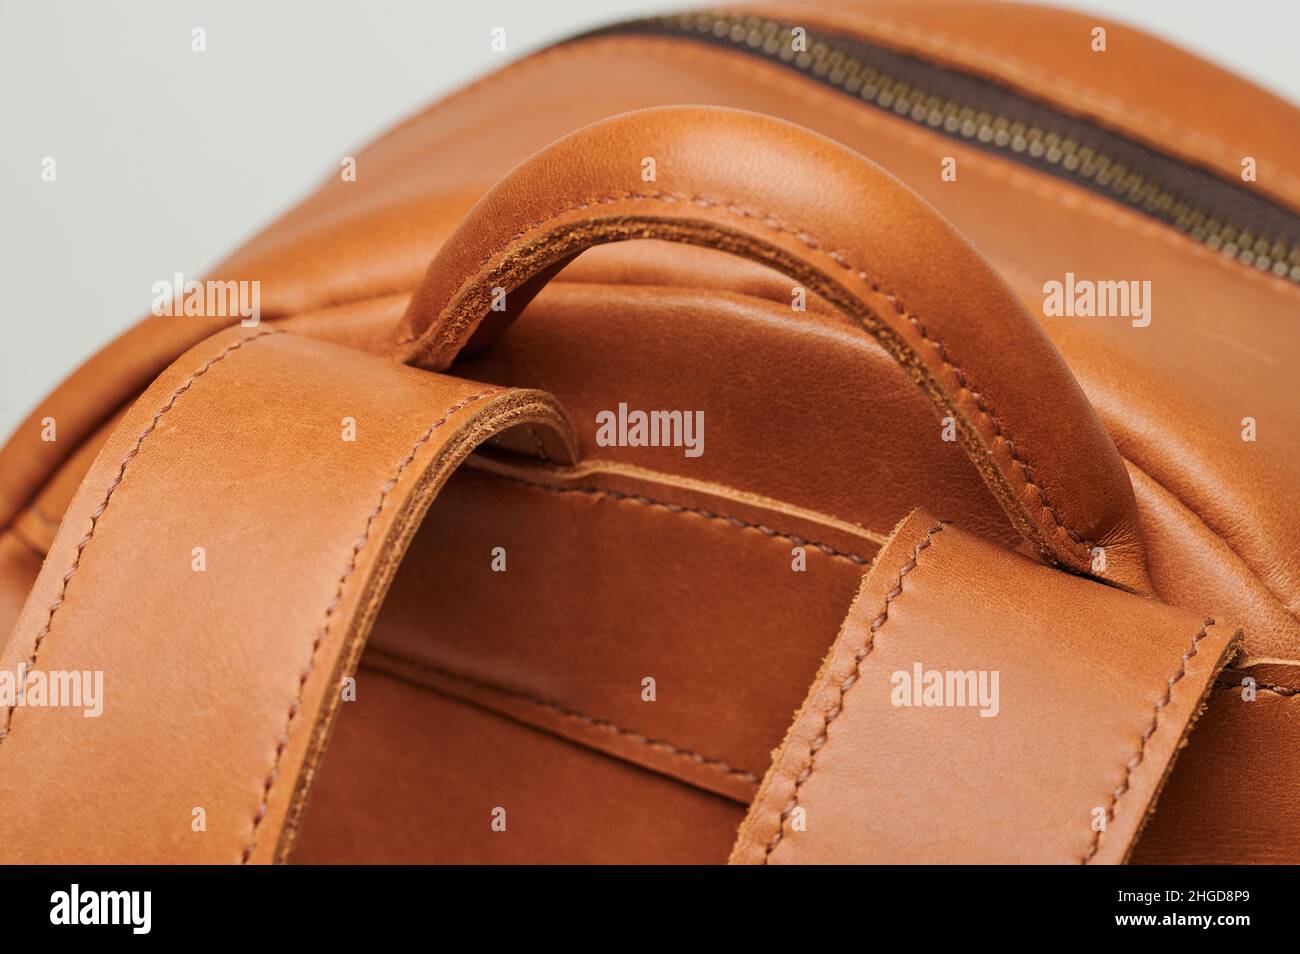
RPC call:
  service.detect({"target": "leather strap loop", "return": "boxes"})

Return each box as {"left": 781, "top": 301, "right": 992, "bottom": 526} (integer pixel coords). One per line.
{"left": 0, "top": 327, "right": 576, "bottom": 863}
{"left": 731, "top": 508, "right": 1240, "bottom": 865}
{"left": 396, "top": 106, "right": 1150, "bottom": 590}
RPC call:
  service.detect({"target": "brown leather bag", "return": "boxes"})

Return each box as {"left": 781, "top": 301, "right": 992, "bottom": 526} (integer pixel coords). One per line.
{"left": 2, "top": 3, "right": 1297, "bottom": 865}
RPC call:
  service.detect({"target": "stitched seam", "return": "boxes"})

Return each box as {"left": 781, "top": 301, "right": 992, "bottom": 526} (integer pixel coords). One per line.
{"left": 1081, "top": 617, "right": 1217, "bottom": 864}
{"left": 384, "top": 32, "right": 1300, "bottom": 302}
{"left": 750, "top": 44, "right": 1300, "bottom": 302}
{"left": 593, "top": 34, "right": 1300, "bottom": 303}
{"left": 479, "top": 469, "right": 871, "bottom": 566}
{"left": 371, "top": 32, "right": 1300, "bottom": 198}
{"left": 789, "top": 9, "right": 1300, "bottom": 196}
{"left": 1215, "top": 680, "right": 1300, "bottom": 699}
{"left": 0, "top": 329, "right": 278, "bottom": 746}
{"left": 763, "top": 521, "right": 947, "bottom": 863}
{"left": 742, "top": 31, "right": 1300, "bottom": 300}
{"left": 523, "top": 423, "right": 550, "bottom": 463}
{"left": 365, "top": 647, "right": 760, "bottom": 784}
{"left": 239, "top": 385, "right": 503, "bottom": 864}
{"left": 958, "top": 143, "right": 1300, "bottom": 301}
{"left": 405, "top": 188, "right": 1094, "bottom": 556}
{"left": 342, "top": 34, "right": 1300, "bottom": 327}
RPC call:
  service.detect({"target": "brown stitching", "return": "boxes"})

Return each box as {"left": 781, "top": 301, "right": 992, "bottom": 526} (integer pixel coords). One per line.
{"left": 389, "top": 28, "right": 1300, "bottom": 301}
{"left": 479, "top": 469, "right": 871, "bottom": 566}
{"left": 747, "top": 51, "right": 1300, "bottom": 303}
{"left": 1215, "top": 679, "right": 1300, "bottom": 699}
{"left": 394, "top": 189, "right": 843, "bottom": 346}
{"left": 399, "top": 188, "right": 864, "bottom": 336}
{"left": 733, "top": 29, "right": 1300, "bottom": 301}
{"left": 379, "top": 31, "right": 1300, "bottom": 201}
{"left": 1081, "top": 618, "right": 1217, "bottom": 864}
{"left": 603, "top": 32, "right": 1300, "bottom": 302}
{"left": 403, "top": 188, "right": 1096, "bottom": 559}
{"left": 785, "top": 9, "right": 1300, "bottom": 198}
{"left": 239, "top": 386, "right": 504, "bottom": 864}
{"left": 0, "top": 329, "right": 278, "bottom": 745}
{"left": 365, "top": 647, "right": 760, "bottom": 785}
{"left": 523, "top": 423, "right": 550, "bottom": 463}
{"left": 892, "top": 300, "right": 1087, "bottom": 549}
{"left": 954, "top": 141, "right": 1300, "bottom": 301}
{"left": 1252, "top": 684, "right": 1299, "bottom": 698}
{"left": 764, "top": 522, "right": 947, "bottom": 863}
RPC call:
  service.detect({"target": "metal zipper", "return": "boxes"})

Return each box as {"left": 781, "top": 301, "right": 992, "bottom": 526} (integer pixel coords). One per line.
{"left": 581, "top": 10, "right": 1300, "bottom": 285}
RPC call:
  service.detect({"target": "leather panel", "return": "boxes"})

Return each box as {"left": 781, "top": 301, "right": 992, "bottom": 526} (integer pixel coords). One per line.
{"left": 0, "top": 328, "right": 575, "bottom": 863}
{"left": 731, "top": 509, "right": 1240, "bottom": 864}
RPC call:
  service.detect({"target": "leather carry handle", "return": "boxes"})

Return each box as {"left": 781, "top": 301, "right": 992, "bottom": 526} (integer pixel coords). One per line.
{"left": 394, "top": 106, "right": 1149, "bottom": 591}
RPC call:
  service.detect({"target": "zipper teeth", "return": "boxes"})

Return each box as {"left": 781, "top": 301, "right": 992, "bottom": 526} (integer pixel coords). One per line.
{"left": 619, "top": 10, "right": 1300, "bottom": 284}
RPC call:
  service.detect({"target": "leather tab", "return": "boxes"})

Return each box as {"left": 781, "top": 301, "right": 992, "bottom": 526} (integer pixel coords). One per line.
{"left": 0, "top": 328, "right": 576, "bottom": 863}
{"left": 731, "top": 508, "right": 1240, "bottom": 864}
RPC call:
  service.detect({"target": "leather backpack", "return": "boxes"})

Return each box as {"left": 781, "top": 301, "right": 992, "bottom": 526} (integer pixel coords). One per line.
{"left": 2, "top": 2, "right": 1297, "bottom": 864}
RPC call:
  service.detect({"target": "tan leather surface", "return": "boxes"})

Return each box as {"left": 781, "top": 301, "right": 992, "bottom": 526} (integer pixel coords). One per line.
{"left": 12, "top": 11, "right": 1292, "bottom": 655}
{"left": 7, "top": 10, "right": 1297, "bottom": 656}
{"left": 0, "top": 1, "right": 1295, "bottom": 864}
{"left": 399, "top": 105, "right": 1149, "bottom": 590}
{"left": 732, "top": 509, "right": 1240, "bottom": 864}
{"left": 0, "top": 531, "right": 41, "bottom": 641}
{"left": 292, "top": 667, "right": 745, "bottom": 864}
{"left": 0, "top": 328, "right": 575, "bottom": 862}
{"left": 1127, "top": 463, "right": 1300, "bottom": 668}
{"left": 0, "top": 317, "right": 246, "bottom": 535}
{"left": 452, "top": 277, "right": 1032, "bottom": 559}
{"left": 747, "top": 0, "right": 1300, "bottom": 212}
{"left": 369, "top": 456, "right": 872, "bottom": 798}
{"left": 1132, "top": 674, "right": 1300, "bottom": 864}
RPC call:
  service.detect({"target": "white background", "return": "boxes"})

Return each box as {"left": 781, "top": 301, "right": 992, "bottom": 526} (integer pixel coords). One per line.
{"left": 2, "top": 0, "right": 1298, "bottom": 442}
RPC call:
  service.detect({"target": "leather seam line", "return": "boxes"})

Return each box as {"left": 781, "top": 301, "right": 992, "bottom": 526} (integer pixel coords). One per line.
{"left": 0, "top": 328, "right": 279, "bottom": 747}
{"left": 792, "top": 8, "right": 1300, "bottom": 197}
{"left": 381, "top": 31, "right": 1300, "bottom": 200}
{"left": 539, "top": 276, "right": 850, "bottom": 323}
{"left": 1214, "top": 680, "right": 1299, "bottom": 699}
{"left": 1081, "top": 617, "right": 1217, "bottom": 864}
{"left": 619, "top": 33, "right": 1300, "bottom": 302}
{"left": 364, "top": 646, "right": 761, "bottom": 785}
{"left": 476, "top": 468, "right": 872, "bottom": 566}
{"left": 0, "top": 273, "right": 833, "bottom": 551}
{"left": 763, "top": 521, "right": 948, "bottom": 863}
{"left": 402, "top": 188, "right": 1097, "bottom": 560}
{"left": 365, "top": 34, "right": 1300, "bottom": 306}
{"left": 239, "top": 385, "right": 505, "bottom": 864}
{"left": 521, "top": 424, "right": 550, "bottom": 462}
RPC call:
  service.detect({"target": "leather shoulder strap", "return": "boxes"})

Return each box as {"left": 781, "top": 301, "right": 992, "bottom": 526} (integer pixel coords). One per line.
{"left": 731, "top": 508, "right": 1240, "bottom": 864}
{"left": 0, "top": 327, "right": 575, "bottom": 863}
